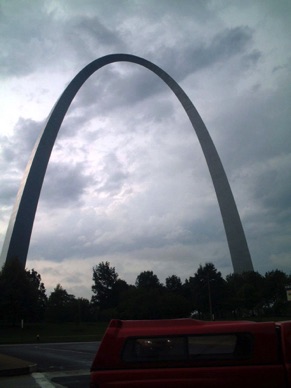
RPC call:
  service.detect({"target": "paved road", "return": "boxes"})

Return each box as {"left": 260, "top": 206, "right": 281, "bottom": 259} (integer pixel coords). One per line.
{"left": 0, "top": 341, "right": 99, "bottom": 387}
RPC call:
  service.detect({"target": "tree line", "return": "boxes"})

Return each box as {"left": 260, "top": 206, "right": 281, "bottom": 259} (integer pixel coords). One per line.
{"left": 1, "top": 258, "right": 291, "bottom": 325}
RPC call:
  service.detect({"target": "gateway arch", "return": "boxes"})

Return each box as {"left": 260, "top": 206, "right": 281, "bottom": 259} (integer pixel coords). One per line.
{"left": 0, "top": 54, "right": 254, "bottom": 274}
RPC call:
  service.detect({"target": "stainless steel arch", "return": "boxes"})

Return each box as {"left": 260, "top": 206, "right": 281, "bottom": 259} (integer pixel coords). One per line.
{"left": 1, "top": 54, "right": 254, "bottom": 273}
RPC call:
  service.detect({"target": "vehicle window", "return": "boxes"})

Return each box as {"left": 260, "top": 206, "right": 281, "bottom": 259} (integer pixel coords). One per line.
{"left": 188, "top": 333, "right": 252, "bottom": 360}
{"left": 123, "top": 336, "right": 187, "bottom": 362}
{"left": 122, "top": 333, "right": 252, "bottom": 363}
{"left": 188, "top": 335, "right": 236, "bottom": 359}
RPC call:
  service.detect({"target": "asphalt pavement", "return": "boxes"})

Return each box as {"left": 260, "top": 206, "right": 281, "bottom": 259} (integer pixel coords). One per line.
{"left": 0, "top": 342, "right": 97, "bottom": 387}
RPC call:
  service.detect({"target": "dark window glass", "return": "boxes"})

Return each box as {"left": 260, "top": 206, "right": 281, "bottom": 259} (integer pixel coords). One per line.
{"left": 188, "top": 333, "right": 252, "bottom": 360}
{"left": 123, "top": 336, "right": 187, "bottom": 362}
{"left": 122, "top": 333, "right": 252, "bottom": 363}
{"left": 188, "top": 335, "right": 236, "bottom": 359}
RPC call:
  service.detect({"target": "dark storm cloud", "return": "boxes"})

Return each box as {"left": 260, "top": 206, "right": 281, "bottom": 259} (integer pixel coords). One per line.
{"left": 63, "top": 26, "right": 260, "bottom": 117}
{"left": 70, "top": 64, "right": 168, "bottom": 117}
{"left": 129, "top": 0, "right": 211, "bottom": 20}
{"left": 0, "top": 2, "right": 125, "bottom": 78}
{"left": 160, "top": 26, "right": 260, "bottom": 82}
{"left": 70, "top": 16, "right": 123, "bottom": 48}
{"left": 64, "top": 15, "right": 127, "bottom": 62}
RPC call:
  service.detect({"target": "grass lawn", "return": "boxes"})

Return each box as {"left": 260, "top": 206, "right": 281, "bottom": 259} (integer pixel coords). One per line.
{"left": 1, "top": 317, "right": 290, "bottom": 344}
{"left": 0, "top": 322, "right": 109, "bottom": 344}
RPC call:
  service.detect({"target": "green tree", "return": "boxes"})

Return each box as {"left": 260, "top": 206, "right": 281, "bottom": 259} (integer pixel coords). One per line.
{"left": 75, "top": 297, "right": 94, "bottom": 323}
{"left": 186, "top": 263, "right": 226, "bottom": 319}
{"left": 91, "top": 262, "right": 118, "bottom": 310}
{"left": 117, "top": 285, "right": 191, "bottom": 320}
{"left": 263, "top": 270, "right": 289, "bottom": 316}
{"left": 117, "top": 287, "right": 161, "bottom": 319}
{"left": 25, "top": 268, "right": 47, "bottom": 321}
{"left": 0, "top": 258, "right": 47, "bottom": 324}
{"left": 165, "top": 275, "right": 183, "bottom": 293}
{"left": 135, "top": 271, "right": 161, "bottom": 289}
{"left": 0, "top": 258, "right": 28, "bottom": 325}
{"left": 224, "top": 273, "right": 245, "bottom": 317}
{"left": 225, "top": 271, "right": 264, "bottom": 317}
{"left": 46, "top": 284, "right": 77, "bottom": 322}
{"left": 111, "top": 279, "right": 129, "bottom": 307}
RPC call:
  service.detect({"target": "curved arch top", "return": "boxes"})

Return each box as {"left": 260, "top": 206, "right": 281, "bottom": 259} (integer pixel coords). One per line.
{"left": 0, "top": 54, "right": 254, "bottom": 273}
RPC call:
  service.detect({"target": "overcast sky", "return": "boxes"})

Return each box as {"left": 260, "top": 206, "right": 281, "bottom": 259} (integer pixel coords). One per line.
{"left": 0, "top": 0, "right": 290, "bottom": 299}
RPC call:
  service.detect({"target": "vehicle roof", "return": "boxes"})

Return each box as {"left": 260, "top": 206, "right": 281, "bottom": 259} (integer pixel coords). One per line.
{"left": 106, "top": 318, "right": 270, "bottom": 336}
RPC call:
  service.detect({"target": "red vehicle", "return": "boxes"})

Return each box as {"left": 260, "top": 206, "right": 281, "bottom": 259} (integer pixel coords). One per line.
{"left": 90, "top": 318, "right": 291, "bottom": 387}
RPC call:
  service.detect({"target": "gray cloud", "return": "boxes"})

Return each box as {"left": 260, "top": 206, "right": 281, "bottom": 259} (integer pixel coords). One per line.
{"left": 96, "top": 152, "right": 129, "bottom": 195}
{"left": 139, "top": 24, "right": 261, "bottom": 88}
{"left": 0, "top": 2, "right": 56, "bottom": 76}
{"left": 71, "top": 16, "right": 123, "bottom": 48}
{"left": 0, "top": 118, "right": 42, "bottom": 211}
{"left": 0, "top": 118, "right": 41, "bottom": 169}
{"left": 64, "top": 15, "right": 127, "bottom": 62}
{"left": 40, "top": 161, "right": 91, "bottom": 207}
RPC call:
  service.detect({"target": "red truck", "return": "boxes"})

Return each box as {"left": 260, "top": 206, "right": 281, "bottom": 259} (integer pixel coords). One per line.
{"left": 90, "top": 318, "right": 291, "bottom": 387}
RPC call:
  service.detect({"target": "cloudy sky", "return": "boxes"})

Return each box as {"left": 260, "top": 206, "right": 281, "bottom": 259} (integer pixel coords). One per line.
{"left": 0, "top": 0, "right": 290, "bottom": 298}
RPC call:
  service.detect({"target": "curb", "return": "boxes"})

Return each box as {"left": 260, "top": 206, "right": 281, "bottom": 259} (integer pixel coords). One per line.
{"left": 0, "top": 354, "right": 37, "bottom": 377}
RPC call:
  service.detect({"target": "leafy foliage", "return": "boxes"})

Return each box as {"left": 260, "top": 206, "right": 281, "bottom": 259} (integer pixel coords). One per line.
{"left": 46, "top": 284, "right": 77, "bottom": 323}
{"left": 0, "top": 258, "right": 47, "bottom": 324}
{"left": 46, "top": 284, "right": 95, "bottom": 323}
{"left": 1, "top": 258, "right": 291, "bottom": 324}
{"left": 185, "top": 263, "right": 227, "bottom": 319}
{"left": 165, "top": 275, "right": 183, "bottom": 293}
{"left": 91, "top": 261, "right": 119, "bottom": 310}
{"left": 135, "top": 270, "right": 161, "bottom": 289}
{"left": 90, "top": 261, "right": 291, "bottom": 321}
